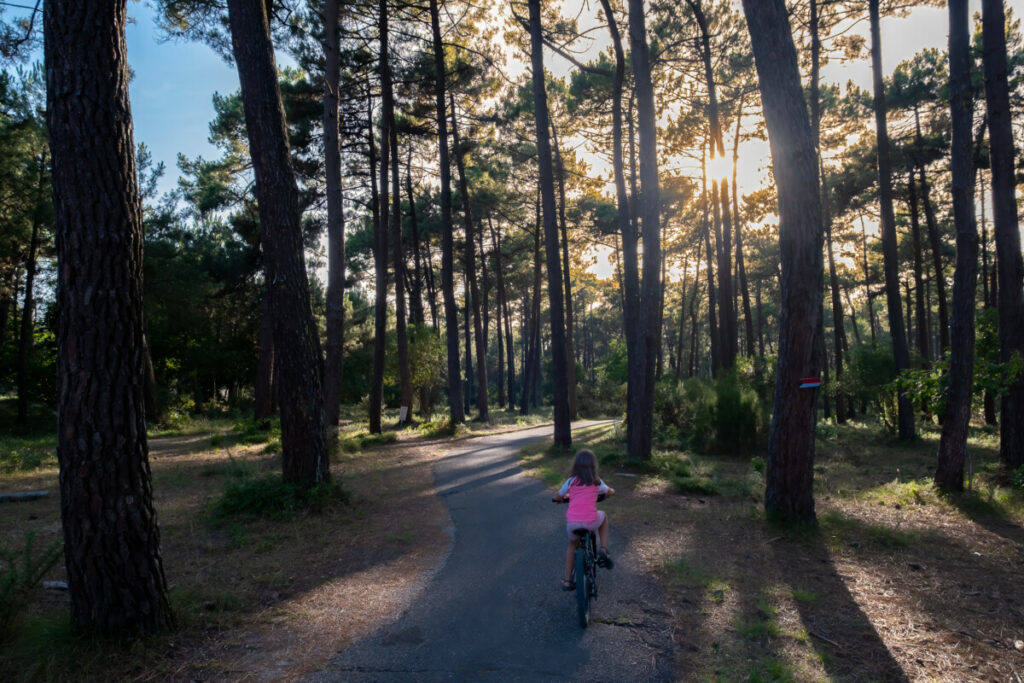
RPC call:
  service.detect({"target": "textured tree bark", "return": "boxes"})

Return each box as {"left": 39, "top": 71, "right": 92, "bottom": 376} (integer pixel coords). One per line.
{"left": 406, "top": 149, "right": 426, "bottom": 327}
{"left": 732, "top": 112, "right": 755, "bottom": 360}
{"left": 702, "top": 143, "right": 720, "bottom": 376}
{"left": 936, "top": 0, "right": 978, "bottom": 491}
{"left": 489, "top": 214, "right": 509, "bottom": 408}
{"left": 807, "top": 5, "right": 848, "bottom": 423}
{"left": 369, "top": 30, "right": 390, "bottom": 435}
{"left": 675, "top": 254, "right": 690, "bottom": 383}
{"left": 741, "top": 0, "right": 824, "bottom": 523}
{"left": 982, "top": 0, "right": 1024, "bottom": 469}
{"left": 429, "top": 0, "right": 464, "bottom": 424}
{"left": 323, "top": 0, "right": 346, "bottom": 429}
{"left": 869, "top": 0, "right": 915, "bottom": 439}
{"left": 254, "top": 289, "right": 275, "bottom": 420}
{"left": 916, "top": 139, "right": 949, "bottom": 356}
{"left": 382, "top": 15, "right": 413, "bottom": 422}
{"left": 450, "top": 94, "right": 488, "bottom": 421}
{"left": 528, "top": 0, "right": 571, "bottom": 446}
{"left": 227, "top": 0, "right": 328, "bottom": 483}
{"left": 463, "top": 287, "right": 473, "bottom": 413}
{"left": 599, "top": 0, "right": 641, "bottom": 441}
{"left": 552, "top": 123, "right": 578, "bottom": 419}
{"left": 627, "top": 0, "right": 662, "bottom": 460}
{"left": 717, "top": 180, "right": 737, "bottom": 369}
{"left": 907, "top": 169, "right": 930, "bottom": 364}
{"left": 45, "top": 0, "right": 173, "bottom": 635}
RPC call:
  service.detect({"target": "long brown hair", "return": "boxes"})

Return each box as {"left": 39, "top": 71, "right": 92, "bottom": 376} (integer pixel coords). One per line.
{"left": 570, "top": 449, "right": 599, "bottom": 486}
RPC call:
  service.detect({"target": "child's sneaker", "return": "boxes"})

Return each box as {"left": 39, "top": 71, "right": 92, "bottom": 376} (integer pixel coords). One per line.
{"left": 598, "top": 549, "right": 614, "bottom": 569}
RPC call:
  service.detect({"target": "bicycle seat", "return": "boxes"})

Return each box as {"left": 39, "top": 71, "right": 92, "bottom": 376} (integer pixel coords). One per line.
{"left": 572, "top": 529, "right": 590, "bottom": 537}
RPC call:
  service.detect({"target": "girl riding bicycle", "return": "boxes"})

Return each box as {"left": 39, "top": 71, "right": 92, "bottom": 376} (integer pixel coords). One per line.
{"left": 552, "top": 449, "right": 615, "bottom": 590}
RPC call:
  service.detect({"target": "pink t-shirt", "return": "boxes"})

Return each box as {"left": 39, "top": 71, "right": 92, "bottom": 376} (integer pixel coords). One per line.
{"left": 558, "top": 477, "right": 609, "bottom": 524}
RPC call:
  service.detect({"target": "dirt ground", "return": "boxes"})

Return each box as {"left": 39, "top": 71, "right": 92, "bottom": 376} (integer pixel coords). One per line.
{"left": 545, "top": 423, "right": 1024, "bottom": 682}
{"left": 4, "top": 418, "right": 1024, "bottom": 681}
{"left": 0, "top": 427, "right": 454, "bottom": 681}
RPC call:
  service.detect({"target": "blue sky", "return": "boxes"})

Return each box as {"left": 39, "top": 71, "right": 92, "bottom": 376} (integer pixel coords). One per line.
{"left": 118, "top": 1, "right": 1023, "bottom": 204}
{"left": 125, "top": 3, "right": 240, "bottom": 198}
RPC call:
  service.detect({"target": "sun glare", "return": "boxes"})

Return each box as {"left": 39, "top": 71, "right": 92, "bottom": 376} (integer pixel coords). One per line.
{"left": 707, "top": 152, "right": 733, "bottom": 182}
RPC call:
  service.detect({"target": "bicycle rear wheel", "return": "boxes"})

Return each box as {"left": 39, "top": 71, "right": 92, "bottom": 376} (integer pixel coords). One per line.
{"left": 575, "top": 547, "right": 590, "bottom": 627}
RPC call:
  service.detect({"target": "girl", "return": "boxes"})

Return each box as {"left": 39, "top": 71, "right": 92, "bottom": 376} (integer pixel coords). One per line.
{"left": 552, "top": 449, "right": 615, "bottom": 590}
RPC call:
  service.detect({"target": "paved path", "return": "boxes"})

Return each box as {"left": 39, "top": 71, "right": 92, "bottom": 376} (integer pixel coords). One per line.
{"left": 309, "top": 421, "right": 674, "bottom": 681}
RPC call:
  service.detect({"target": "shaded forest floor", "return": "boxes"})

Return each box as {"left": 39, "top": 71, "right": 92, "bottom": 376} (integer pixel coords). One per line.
{"left": 520, "top": 421, "right": 1024, "bottom": 681}
{"left": 0, "top": 407, "right": 552, "bottom": 681}
{"left": 2, "top": 405, "right": 1023, "bottom": 681}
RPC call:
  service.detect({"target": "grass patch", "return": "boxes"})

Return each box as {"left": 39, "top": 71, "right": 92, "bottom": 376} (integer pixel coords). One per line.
{"left": 338, "top": 430, "right": 398, "bottom": 454}
{"left": 0, "top": 532, "right": 63, "bottom": 639}
{"left": 417, "top": 420, "right": 458, "bottom": 439}
{"left": 789, "top": 588, "right": 818, "bottom": 604}
{"left": 746, "top": 655, "right": 796, "bottom": 682}
{"left": 735, "top": 615, "right": 781, "bottom": 640}
{"left": 201, "top": 454, "right": 259, "bottom": 479}
{"left": 0, "top": 612, "right": 84, "bottom": 682}
{"left": 857, "top": 478, "right": 936, "bottom": 508}
{"left": 210, "top": 475, "right": 348, "bottom": 522}
{"left": 657, "top": 452, "right": 753, "bottom": 498}
{"left": 0, "top": 433, "right": 56, "bottom": 473}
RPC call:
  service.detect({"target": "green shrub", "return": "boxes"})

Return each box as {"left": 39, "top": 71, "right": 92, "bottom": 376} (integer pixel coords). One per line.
{"left": 0, "top": 531, "right": 63, "bottom": 639}
{"left": 750, "top": 456, "right": 765, "bottom": 474}
{"left": 654, "top": 369, "right": 766, "bottom": 454}
{"left": 846, "top": 341, "right": 897, "bottom": 428}
{"left": 1012, "top": 465, "right": 1024, "bottom": 491}
{"left": 211, "top": 476, "right": 348, "bottom": 521}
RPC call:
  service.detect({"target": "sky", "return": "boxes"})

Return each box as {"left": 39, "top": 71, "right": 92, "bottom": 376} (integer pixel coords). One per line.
{"left": 116, "top": 1, "right": 1023, "bottom": 200}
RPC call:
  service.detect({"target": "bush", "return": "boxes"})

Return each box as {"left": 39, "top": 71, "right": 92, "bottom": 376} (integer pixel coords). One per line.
{"left": 1012, "top": 465, "right": 1024, "bottom": 491}
{"left": 211, "top": 475, "right": 348, "bottom": 521}
{"left": 846, "top": 341, "right": 897, "bottom": 430}
{"left": 655, "top": 369, "right": 766, "bottom": 454}
{"left": 0, "top": 532, "right": 63, "bottom": 639}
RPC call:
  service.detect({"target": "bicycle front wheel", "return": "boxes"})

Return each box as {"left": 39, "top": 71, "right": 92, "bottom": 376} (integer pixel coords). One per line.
{"left": 575, "top": 547, "right": 590, "bottom": 627}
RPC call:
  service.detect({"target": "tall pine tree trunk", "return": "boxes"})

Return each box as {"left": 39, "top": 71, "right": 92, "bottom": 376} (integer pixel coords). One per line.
{"left": 45, "top": 0, "right": 173, "bottom": 635}
{"left": 552, "top": 123, "right": 579, "bottom": 418}
{"left": 369, "top": 54, "right": 389, "bottom": 434}
{"left": 907, "top": 169, "right": 930, "bottom": 364}
{"left": 741, "top": 0, "right": 824, "bottom": 523}
{"left": 628, "top": 0, "right": 661, "bottom": 460}
{"left": 528, "top": 0, "right": 571, "bottom": 446}
{"left": 428, "top": 0, "right": 464, "bottom": 424}
{"left": 450, "top": 94, "right": 488, "bottom": 420}
{"left": 600, "top": 0, "right": 641, "bottom": 443}
{"left": 322, "top": 0, "right": 345, "bottom": 428}
{"left": 869, "top": 0, "right": 915, "bottom": 439}
{"left": 982, "top": 0, "right": 1024, "bottom": 468}
{"left": 406, "top": 151, "right": 426, "bottom": 327}
{"left": 227, "top": 0, "right": 328, "bottom": 483}
{"left": 936, "top": 0, "right": 978, "bottom": 491}
{"left": 382, "top": 18, "right": 413, "bottom": 422}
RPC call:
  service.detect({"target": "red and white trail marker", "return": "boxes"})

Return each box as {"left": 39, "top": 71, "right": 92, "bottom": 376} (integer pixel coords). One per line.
{"left": 799, "top": 377, "right": 822, "bottom": 389}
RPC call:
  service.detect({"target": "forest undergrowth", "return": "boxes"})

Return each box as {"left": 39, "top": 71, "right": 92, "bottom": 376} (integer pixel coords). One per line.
{"left": 519, "top": 420, "right": 1024, "bottom": 681}
{"left": 0, "top": 407, "right": 460, "bottom": 681}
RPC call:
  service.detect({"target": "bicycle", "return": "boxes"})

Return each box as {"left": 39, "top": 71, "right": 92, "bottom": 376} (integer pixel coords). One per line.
{"left": 553, "top": 494, "right": 608, "bottom": 628}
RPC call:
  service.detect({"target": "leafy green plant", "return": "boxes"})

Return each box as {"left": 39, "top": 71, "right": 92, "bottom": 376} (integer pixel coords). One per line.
{"left": 210, "top": 475, "right": 348, "bottom": 521}
{"left": 1012, "top": 465, "right": 1024, "bottom": 491}
{"left": 0, "top": 531, "right": 63, "bottom": 638}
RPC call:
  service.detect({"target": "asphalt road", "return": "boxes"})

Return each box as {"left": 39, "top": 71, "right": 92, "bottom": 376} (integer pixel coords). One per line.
{"left": 308, "top": 421, "right": 674, "bottom": 682}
